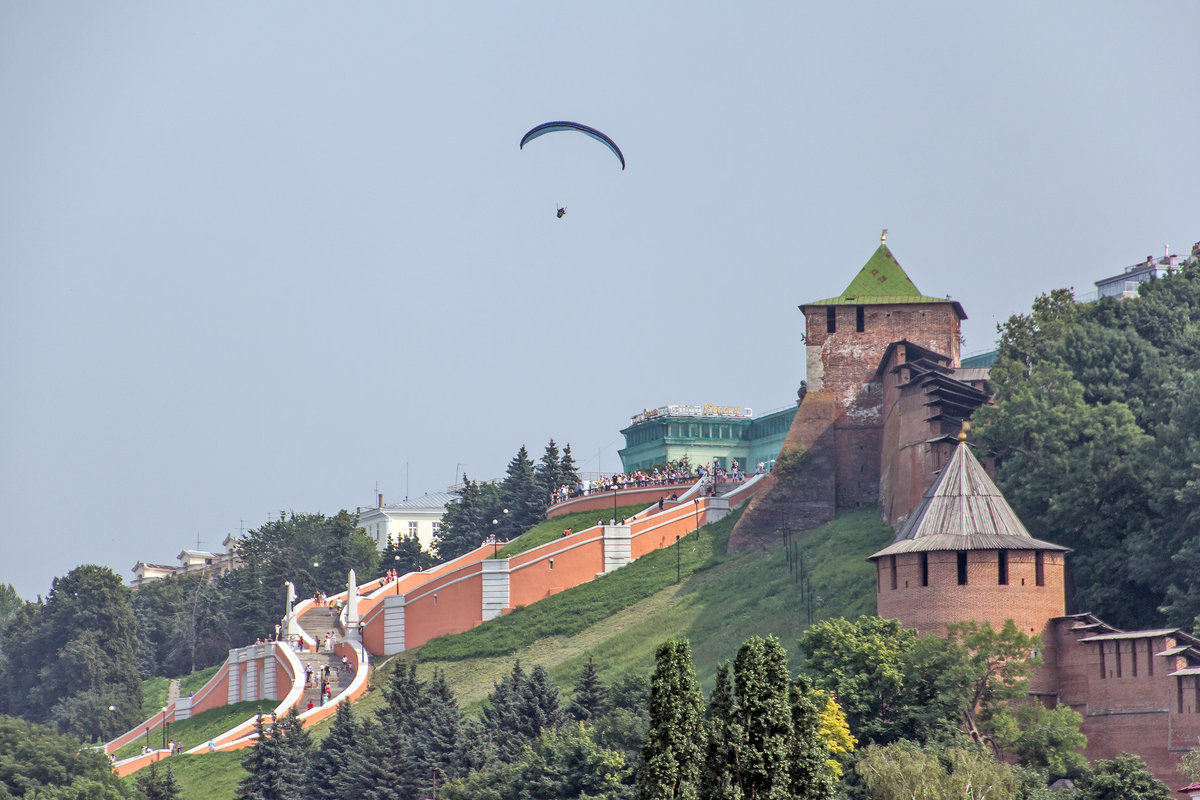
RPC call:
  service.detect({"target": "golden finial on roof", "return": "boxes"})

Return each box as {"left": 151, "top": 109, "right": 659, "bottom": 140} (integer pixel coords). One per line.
{"left": 881, "top": 228, "right": 888, "bottom": 244}
{"left": 958, "top": 419, "right": 970, "bottom": 443}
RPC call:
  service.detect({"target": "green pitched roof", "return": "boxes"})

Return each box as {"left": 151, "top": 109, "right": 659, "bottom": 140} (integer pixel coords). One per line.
{"left": 803, "top": 244, "right": 964, "bottom": 317}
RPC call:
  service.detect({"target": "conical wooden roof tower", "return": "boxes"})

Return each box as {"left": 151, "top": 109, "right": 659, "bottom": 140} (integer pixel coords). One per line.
{"left": 871, "top": 440, "right": 1069, "bottom": 558}
{"left": 870, "top": 438, "right": 1069, "bottom": 637}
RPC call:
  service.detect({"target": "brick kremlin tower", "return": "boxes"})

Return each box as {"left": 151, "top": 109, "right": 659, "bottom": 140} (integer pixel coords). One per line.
{"left": 729, "top": 233, "right": 982, "bottom": 551}
{"left": 868, "top": 434, "right": 1069, "bottom": 638}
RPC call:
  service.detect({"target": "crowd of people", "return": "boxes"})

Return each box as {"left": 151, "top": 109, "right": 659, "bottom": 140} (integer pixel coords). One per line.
{"left": 550, "top": 459, "right": 761, "bottom": 505}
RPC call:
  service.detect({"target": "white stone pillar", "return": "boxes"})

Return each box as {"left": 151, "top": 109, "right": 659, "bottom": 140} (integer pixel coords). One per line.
{"left": 481, "top": 559, "right": 510, "bottom": 621}
{"left": 382, "top": 594, "right": 406, "bottom": 655}
{"left": 603, "top": 525, "right": 632, "bottom": 573}
{"left": 705, "top": 498, "right": 730, "bottom": 525}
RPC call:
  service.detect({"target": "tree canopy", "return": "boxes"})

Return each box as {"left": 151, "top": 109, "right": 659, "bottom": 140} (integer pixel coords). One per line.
{"left": 976, "top": 263, "right": 1200, "bottom": 630}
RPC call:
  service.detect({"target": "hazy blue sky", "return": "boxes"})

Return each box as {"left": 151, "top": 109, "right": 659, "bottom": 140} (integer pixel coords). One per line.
{"left": 2, "top": 3, "right": 1197, "bottom": 599}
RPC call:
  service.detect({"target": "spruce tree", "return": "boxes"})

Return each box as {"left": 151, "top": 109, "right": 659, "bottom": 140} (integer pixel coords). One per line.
{"left": 456, "top": 717, "right": 497, "bottom": 774}
{"left": 560, "top": 444, "right": 581, "bottom": 490}
{"left": 235, "top": 714, "right": 283, "bottom": 800}
{"left": 521, "top": 664, "right": 566, "bottom": 738}
{"left": 568, "top": 656, "right": 607, "bottom": 722}
{"left": 482, "top": 660, "right": 530, "bottom": 762}
{"left": 383, "top": 661, "right": 423, "bottom": 725}
{"left": 435, "top": 475, "right": 502, "bottom": 559}
{"left": 637, "top": 639, "right": 705, "bottom": 800}
{"left": 534, "top": 439, "right": 563, "bottom": 507}
{"left": 273, "top": 708, "right": 312, "bottom": 800}
{"left": 137, "top": 761, "right": 182, "bottom": 800}
{"left": 500, "top": 446, "right": 543, "bottom": 539}
{"left": 340, "top": 716, "right": 413, "bottom": 800}
{"left": 306, "top": 700, "right": 357, "bottom": 800}
{"left": 409, "top": 669, "right": 465, "bottom": 795}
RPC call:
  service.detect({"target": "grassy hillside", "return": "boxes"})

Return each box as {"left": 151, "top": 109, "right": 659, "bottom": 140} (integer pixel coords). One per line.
{"left": 112, "top": 701, "right": 267, "bottom": 761}
{"left": 137, "top": 505, "right": 892, "bottom": 799}
{"left": 358, "top": 507, "right": 890, "bottom": 714}
{"left": 495, "top": 503, "right": 647, "bottom": 558}
{"left": 156, "top": 752, "right": 246, "bottom": 799}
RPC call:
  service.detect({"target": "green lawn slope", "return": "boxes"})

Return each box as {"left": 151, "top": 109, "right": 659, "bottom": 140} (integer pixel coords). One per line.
{"left": 359, "top": 507, "right": 891, "bottom": 713}
{"left": 112, "top": 701, "right": 268, "bottom": 761}
{"left": 154, "top": 752, "right": 246, "bottom": 800}
{"left": 495, "top": 504, "right": 647, "bottom": 558}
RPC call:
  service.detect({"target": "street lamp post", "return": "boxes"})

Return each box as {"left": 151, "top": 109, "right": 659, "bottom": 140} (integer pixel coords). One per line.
{"left": 693, "top": 498, "right": 700, "bottom": 534}
{"left": 612, "top": 485, "right": 618, "bottom": 524}
{"left": 675, "top": 535, "right": 681, "bottom": 583}
{"left": 491, "top": 508, "right": 508, "bottom": 557}
{"left": 394, "top": 555, "right": 401, "bottom": 594}
{"left": 161, "top": 707, "right": 167, "bottom": 750}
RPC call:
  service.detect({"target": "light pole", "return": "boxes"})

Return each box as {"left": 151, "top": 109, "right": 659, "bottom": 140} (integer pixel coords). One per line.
{"left": 394, "top": 555, "right": 401, "bottom": 594}
{"left": 611, "top": 485, "right": 618, "bottom": 524}
{"left": 491, "top": 508, "right": 508, "bottom": 556}
{"left": 675, "top": 535, "right": 681, "bottom": 583}
{"left": 693, "top": 498, "right": 700, "bottom": 533}
{"left": 161, "top": 706, "right": 167, "bottom": 750}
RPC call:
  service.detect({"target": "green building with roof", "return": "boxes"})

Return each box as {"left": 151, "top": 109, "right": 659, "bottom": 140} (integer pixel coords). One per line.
{"left": 617, "top": 403, "right": 797, "bottom": 474}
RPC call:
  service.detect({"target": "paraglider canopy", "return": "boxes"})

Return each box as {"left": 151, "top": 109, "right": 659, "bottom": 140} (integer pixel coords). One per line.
{"left": 520, "top": 121, "right": 625, "bottom": 170}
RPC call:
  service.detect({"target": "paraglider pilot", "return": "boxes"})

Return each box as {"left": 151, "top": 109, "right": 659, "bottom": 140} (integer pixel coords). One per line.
{"left": 557, "top": 206, "right": 567, "bottom": 219}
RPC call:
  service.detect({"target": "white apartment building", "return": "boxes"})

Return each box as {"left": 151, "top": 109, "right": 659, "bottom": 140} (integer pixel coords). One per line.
{"left": 357, "top": 492, "right": 455, "bottom": 553}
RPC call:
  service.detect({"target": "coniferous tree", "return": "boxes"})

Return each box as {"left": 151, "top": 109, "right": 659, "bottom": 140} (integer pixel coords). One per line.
{"left": 410, "top": 669, "right": 465, "bottom": 795}
{"left": 521, "top": 664, "right": 566, "bottom": 738}
{"left": 700, "top": 661, "right": 735, "bottom": 800}
{"left": 435, "top": 475, "right": 501, "bottom": 560}
{"left": 235, "top": 715, "right": 283, "bottom": 800}
{"left": 235, "top": 710, "right": 311, "bottom": 800}
{"left": 568, "top": 656, "right": 607, "bottom": 722}
{"left": 727, "top": 635, "right": 793, "bottom": 800}
{"left": 274, "top": 708, "right": 312, "bottom": 800}
{"left": 482, "top": 660, "right": 531, "bottom": 763}
{"left": 136, "top": 761, "right": 182, "bottom": 800}
{"left": 560, "top": 444, "right": 581, "bottom": 491}
{"left": 384, "top": 661, "right": 423, "bottom": 724}
{"left": 534, "top": 439, "right": 563, "bottom": 507}
{"left": 500, "top": 446, "right": 543, "bottom": 539}
{"left": 637, "top": 639, "right": 705, "bottom": 800}
{"left": 341, "top": 716, "right": 413, "bottom": 800}
{"left": 456, "top": 717, "right": 497, "bottom": 774}
{"left": 306, "top": 701, "right": 357, "bottom": 800}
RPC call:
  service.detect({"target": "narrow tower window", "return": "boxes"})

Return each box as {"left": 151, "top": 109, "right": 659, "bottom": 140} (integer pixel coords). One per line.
{"left": 1035, "top": 551, "right": 1045, "bottom": 586}
{"left": 1148, "top": 639, "right": 1154, "bottom": 676}
{"left": 1115, "top": 641, "right": 1122, "bottom": 677}
{"left": 957, "top": 551, "right": 968, "bottom": 585}
{"left": 1099, "top": 643, "right": 1107, "bottom": 679}
{"left": 998, "top": 551, "right": 1009, "bottom": 585}
{"left": 890, "top": 556, "right": 897, "bottom": 590}
{"left": 826, "top": 306, "right": 837, "bottom": 333}
{"left": 919, "top": 552, "right": 928, "bottom": 586}
{"left": 1131, "top": 641, "right": 1138, "bottom": 676}
{"left": 856, "top": 305, "right": 865, "bottom": 332}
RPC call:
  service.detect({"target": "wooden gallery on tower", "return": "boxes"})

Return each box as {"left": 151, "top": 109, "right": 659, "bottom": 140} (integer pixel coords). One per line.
{"left": 732, "top": 233, "right": 1200, "bottom": 788}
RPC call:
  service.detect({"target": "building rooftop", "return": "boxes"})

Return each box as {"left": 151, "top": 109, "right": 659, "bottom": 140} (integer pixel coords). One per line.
{"left": 802, "top": 242, "right": 967, "bottom": 319}
{"left": 370, "top": 492, "right": 457, "bottom": 512}
{"left": 871, "top": 440, "right": 1069, "bottom": 558}
{"left": 1077, "top": 629, "right": 1179, "bottom": 642}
